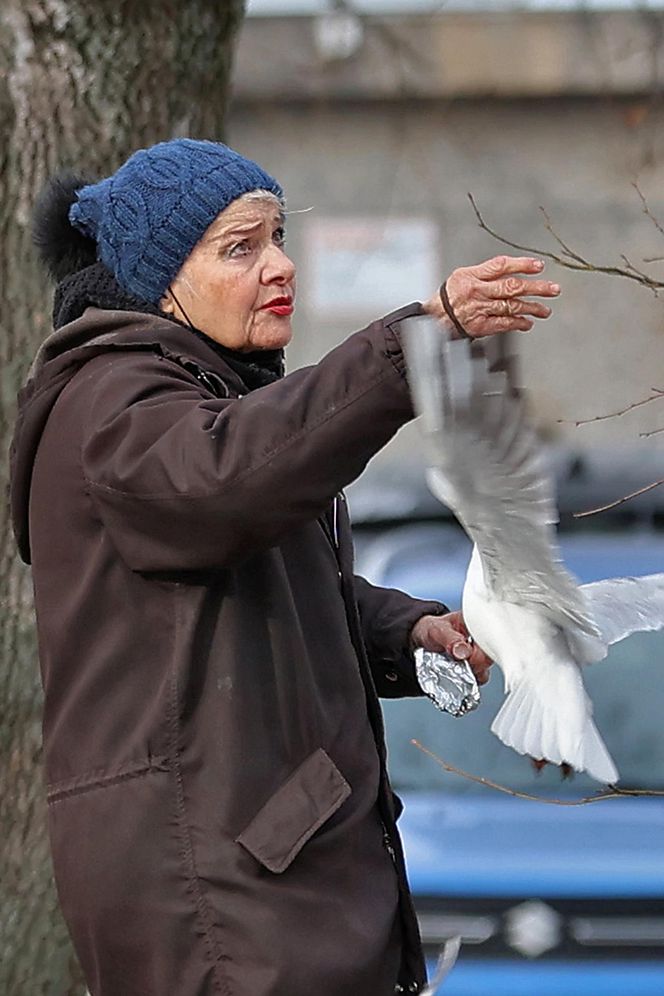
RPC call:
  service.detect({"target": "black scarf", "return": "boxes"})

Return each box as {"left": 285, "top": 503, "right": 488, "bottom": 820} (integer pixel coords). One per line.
{"left": 53, "top": 263, "right": 285, "bottom": 390}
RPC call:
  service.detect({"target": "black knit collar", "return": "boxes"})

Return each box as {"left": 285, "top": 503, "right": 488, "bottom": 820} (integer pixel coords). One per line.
{"left": 53, "top": 263, "right": 285, "bottom": 390}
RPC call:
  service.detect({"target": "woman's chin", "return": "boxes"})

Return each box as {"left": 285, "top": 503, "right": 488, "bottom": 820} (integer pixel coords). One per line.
{"left": 250, "top": 321, "right": 293, "bottom": 351}
{"left": 203, "top": 320, "right": 293, "bottom": 352}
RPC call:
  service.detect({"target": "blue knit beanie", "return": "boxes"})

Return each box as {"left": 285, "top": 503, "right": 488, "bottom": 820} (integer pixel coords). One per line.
{"left": 68, "top": 138, "right": 283, "bottom": 304}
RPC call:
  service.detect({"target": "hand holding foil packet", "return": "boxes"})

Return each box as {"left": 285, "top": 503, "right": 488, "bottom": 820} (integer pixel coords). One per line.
{"left": 414, "top": 648, "right": 480, "bottom": 717}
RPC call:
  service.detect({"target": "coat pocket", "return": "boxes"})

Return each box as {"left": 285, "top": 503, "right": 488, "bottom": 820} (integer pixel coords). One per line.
{"left": 236, "top": 748, "right": 351, "bottom": 874}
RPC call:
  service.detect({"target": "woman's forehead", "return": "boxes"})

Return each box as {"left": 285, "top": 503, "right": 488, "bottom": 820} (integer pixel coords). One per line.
{"left": 206, "top": 197, "right": 283, "bottom": 240}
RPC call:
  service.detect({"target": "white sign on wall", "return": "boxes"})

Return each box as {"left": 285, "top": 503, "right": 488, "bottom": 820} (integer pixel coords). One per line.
{"left": 303, "top": 216, "right": 440, "bottom": 318}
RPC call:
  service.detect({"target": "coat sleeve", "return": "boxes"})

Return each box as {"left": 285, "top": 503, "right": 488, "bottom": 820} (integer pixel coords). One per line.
{"left": 353, "top": 575, "right": 448, "bottom": 699}
{"left": 81, "top": 308, "right": 422, "bottom": 572}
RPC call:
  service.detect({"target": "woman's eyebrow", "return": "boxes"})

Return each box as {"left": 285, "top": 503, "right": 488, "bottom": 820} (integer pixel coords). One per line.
{"left": 207, "top": 220, "right": 263, "bottom": 244}
{"left": 212, "top": 213, "right": 285, "bottom": 240}
{"left": 204, "top": 213, "right": 286, "bottom": 248}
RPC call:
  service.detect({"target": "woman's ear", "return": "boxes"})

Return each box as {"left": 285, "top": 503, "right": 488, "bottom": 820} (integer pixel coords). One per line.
{"left": 160, "top": 283, "right": 194, "bottom": 329}
{"left": 160, "top": 288, "right": 175, "bottom": 315}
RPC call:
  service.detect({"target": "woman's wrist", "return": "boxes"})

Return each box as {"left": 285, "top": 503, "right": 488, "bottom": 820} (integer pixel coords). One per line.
{"left": 439, "top": 281, "right": 473, "bottom": 340}
{"left": 421, "top": 292, "right": 461, "bottom": 338}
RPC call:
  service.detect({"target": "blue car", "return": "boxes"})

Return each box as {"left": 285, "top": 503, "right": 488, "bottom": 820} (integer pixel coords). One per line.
{"left": 354, "top": 522, "right": 664, "bottom": 995}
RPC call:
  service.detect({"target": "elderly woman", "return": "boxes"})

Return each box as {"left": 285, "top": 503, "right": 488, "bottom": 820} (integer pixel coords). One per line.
{"left": 10, "top": 139, "right": 559, "bottom": 996}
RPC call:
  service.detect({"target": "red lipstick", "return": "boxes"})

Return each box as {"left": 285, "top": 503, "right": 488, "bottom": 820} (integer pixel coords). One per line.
{"left": 261, "top": 296, "right": 293, "bottom": 316}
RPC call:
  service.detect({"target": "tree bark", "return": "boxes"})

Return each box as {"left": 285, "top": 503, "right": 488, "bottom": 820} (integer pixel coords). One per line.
{"left": 0, "top": 2, "right": 245, "bottom": 991}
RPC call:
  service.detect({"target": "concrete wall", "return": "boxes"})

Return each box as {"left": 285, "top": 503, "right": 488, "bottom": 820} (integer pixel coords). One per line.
{"left": 228, "top": 9, "right": 664, "bottom": 475}
{"left": 235, "top": 9, "right": 664, "bottom": 101}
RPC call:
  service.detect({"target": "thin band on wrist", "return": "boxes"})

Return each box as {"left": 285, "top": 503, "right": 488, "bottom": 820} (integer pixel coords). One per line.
{"left": 439, "top": 282, "right": 472, "bottom": 340}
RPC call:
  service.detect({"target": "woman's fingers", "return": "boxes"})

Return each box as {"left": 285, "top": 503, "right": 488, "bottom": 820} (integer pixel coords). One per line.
{"left": 472, "top": 255, "right": 546, "bottom": 279}
{"left": 464, "top": 643, "right": 493, "bottom": 685}
{"left": 459, "top": 313, "right": 534, "bottom": 334}
{"left": 483, "top": 276, "right": 561, "bottom": 300}
{"left": 486, "top": 298, "right": 552, "bottom": 319}
{"left": 423, "top": 255, "right": 561, "bottom": 339}
{"left": 483, "top": 316, "right": 534, "bottom": 333}
{"left": 442, "top": 255, "right": 562, "bottom": 338}
{"left": 411, "top": 611, "right": 494, "bottom": 686}
{"left": 449, "top": 273, "right": 560, "bottom": 308}
{"left": 471, "top": 662, "right": 492, "bottom": 686}
{"left": 450, "top": 640, "right": 492, "bottom": 684}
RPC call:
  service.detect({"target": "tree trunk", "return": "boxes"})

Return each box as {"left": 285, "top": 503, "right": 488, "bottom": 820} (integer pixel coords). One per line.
{"left": 0, "top": 2, "right": 245, "bottom": 991}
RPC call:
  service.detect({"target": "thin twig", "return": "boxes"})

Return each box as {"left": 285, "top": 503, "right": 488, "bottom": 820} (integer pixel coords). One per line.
{"left": 620, "top": 253, "right": 658, "bottom": 284}
{"left": 411, "top": 740, "right": 664, "bottom": 804}
{"left": 640, "top": 426, "right": 664, "bottom": 438}
{"left": 573, "top": 479, "right": 664, "bottom": 518}
{"left": 557, "top": 387, "right": 664, "bottom": 427}
{"left": 633, "top": 181, "right": 664, "bottom": 241}
{"left": 468, "top": 193, "right": 664, "bottom": 292}
{"left": 539, "top": 206, "right": 586, "bottom": 265}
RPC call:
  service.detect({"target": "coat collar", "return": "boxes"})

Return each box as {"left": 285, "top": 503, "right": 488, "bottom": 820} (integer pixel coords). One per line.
{"left": 53, "top": 261, "right": 285, "bottom": 389}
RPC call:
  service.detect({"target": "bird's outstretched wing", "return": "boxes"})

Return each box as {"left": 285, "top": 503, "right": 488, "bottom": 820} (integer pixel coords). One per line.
{"left": 581, "top": 574, "right": 664, "bottom": 646}
{"left": 403, "top": 319, "right": 599, "bottom": 638}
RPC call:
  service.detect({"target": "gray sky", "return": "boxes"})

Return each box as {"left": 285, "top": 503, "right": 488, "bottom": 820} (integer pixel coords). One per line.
{"left": 247, "top": 0, "right": 664, "bottom": 14}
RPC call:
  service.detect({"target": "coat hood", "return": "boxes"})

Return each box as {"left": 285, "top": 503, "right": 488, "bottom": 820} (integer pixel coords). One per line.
{"left": 9, "top": 306, "right": 250, "bottom": 565}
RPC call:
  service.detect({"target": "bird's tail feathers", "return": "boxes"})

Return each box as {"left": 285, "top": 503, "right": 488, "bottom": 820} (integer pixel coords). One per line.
{"left": 490, "top": 671, "right": 619, "bottom": 784}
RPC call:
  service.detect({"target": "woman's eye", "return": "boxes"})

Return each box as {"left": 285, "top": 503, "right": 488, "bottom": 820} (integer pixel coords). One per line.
{"left": 273, "top": 227, "right": 286, "bottom": 247}
{"left": 226, "top": 240, "right": 251, "bottom": 259}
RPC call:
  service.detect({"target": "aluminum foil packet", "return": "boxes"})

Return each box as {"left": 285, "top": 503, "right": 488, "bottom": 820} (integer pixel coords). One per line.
{"left": 414, "top": 648, "right": 480, "bottom": 717}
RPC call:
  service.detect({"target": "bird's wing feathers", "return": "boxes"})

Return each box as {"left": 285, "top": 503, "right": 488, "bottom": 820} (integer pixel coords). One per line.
{"left": 581, "top": 574, "right": 664, "bottom": 647}
{"left": 404, "top": 319, "right": 599, "bottom": 638}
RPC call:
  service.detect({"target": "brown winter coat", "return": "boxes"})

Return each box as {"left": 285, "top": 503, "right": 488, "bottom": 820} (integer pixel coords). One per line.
{"left": 10, "top": 302, "right": 446, "bottom": 996}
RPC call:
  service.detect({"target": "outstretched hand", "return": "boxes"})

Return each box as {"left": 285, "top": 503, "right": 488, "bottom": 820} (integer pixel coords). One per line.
{"left": 423, "top": 255, "right": 560, "bottom": 339}
{"left": 410, "top": 610, "right": 493, "bottom": 685}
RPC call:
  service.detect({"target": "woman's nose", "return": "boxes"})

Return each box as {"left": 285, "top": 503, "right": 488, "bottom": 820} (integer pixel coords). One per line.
{"left": 263, "top": 245, "right": 296, "bottom": 285}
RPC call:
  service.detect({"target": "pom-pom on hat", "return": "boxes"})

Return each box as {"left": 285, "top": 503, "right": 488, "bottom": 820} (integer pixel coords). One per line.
{"left": 68, "top": 138, "right": 283, "bottom": 304}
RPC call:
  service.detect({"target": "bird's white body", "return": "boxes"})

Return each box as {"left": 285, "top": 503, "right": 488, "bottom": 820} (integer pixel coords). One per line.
{"left": 462, "top": 547, "right": 620, "bottom": 783}
{"left": 404, "top": 320, "right": 664, "bottom": 785}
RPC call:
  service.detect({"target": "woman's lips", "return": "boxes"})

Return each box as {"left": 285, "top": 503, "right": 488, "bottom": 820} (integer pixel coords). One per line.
{"left": 265, "top": 304, "right": 293, "bottom": 316}
{"left": 261, "top": 298, "right": 294, "bottom": 317}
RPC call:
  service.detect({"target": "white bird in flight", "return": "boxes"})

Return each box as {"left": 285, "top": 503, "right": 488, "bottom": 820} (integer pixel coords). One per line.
{"left": 404, "top": 319, "right": 664, "bottom": 784}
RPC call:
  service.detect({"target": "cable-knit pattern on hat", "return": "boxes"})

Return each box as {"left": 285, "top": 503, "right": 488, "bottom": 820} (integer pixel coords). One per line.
{"left": 68, "top": 139, "right": 283, "bottom": 304}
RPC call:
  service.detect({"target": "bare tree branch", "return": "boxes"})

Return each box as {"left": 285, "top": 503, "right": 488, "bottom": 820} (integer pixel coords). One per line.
{"left": 557, "top": 387, "right": 664, "bottom": 427}
{"left": 573, "top": 478, "right": 664, "bottom": 518}
{"left": 468, "top": 193, "right": 664, "bottom": 293}
{"left": 633, "top": 180, "right": 664, "bottom": 241}
{"left": 539, "top": 206, "right": 587, "bottom": 265}
{"left": 640, "top": 426, "right": 664, "bottom": 438}
{"left": 620, "top": 252, "right": 660, "bottom": 283}
{"left": 411, "top": 740, "right": 664, "bottom": 804}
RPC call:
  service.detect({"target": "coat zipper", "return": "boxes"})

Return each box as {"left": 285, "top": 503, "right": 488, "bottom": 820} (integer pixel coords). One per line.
{"left": 332, "top": 490, "right": 426, "bottom": 987}
{"left": 382, "top": 822, "right": 397, "bottom": 864}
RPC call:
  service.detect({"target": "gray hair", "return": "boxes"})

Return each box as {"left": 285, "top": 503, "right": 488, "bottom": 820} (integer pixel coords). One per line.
{"left": 238, "top": 188, "right": 285, "bottom": 211}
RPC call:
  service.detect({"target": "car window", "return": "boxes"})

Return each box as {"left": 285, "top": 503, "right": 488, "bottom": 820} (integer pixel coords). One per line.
{"left": 355, "top": 523, "right": 664, "bottom": 793}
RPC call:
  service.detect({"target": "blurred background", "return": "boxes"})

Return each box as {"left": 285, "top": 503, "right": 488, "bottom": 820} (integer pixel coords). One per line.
{"left": 235, "top": 0, "right": 664, "bottom": 457}
{"left": 1, "top": 0, "right": 663, "bottom": 992}
{"left": 232, "top": 2, "right": 664, "bottom": 993}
